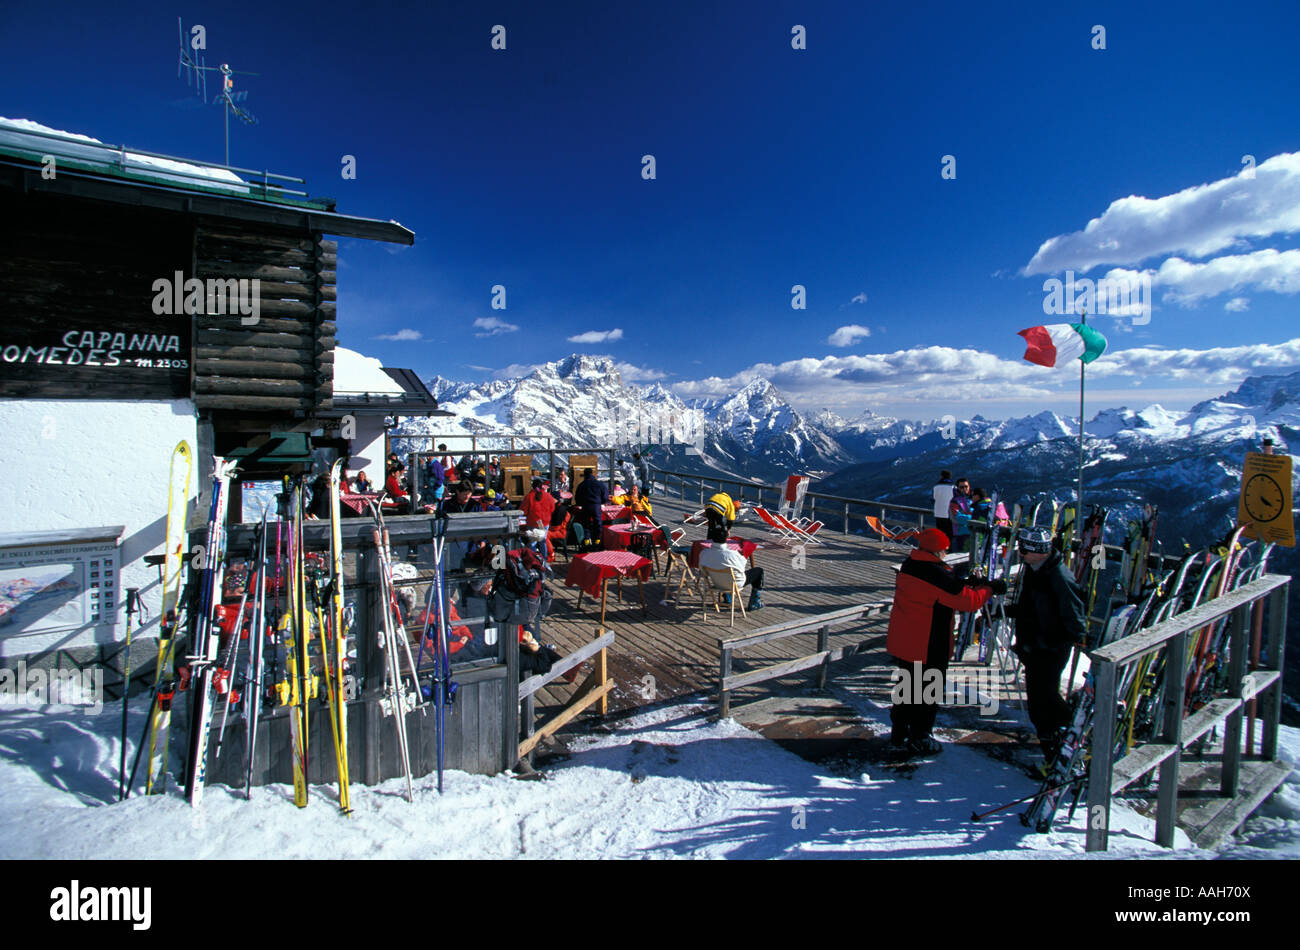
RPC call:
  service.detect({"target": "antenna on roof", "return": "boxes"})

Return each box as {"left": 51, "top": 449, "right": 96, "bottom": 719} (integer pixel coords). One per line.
{"left": 177, "top": 17, "right": 208, "bottom": 102}
{"left": 174, "top": 17, "right": 260, "bottom": 167}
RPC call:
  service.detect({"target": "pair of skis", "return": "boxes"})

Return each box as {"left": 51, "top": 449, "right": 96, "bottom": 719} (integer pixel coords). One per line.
{"left": 369, "top": 499, "right": 422, "bottom": 802}
{"left": 278, "top": 465, "right": 353, "bottom": 812}
{"left": 414, "top": 521, "right": 458, "bottom": 794}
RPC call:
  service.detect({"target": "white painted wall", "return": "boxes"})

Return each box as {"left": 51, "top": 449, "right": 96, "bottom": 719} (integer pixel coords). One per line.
{"left": 0, "top": 399, "right": 198, "bottom": 656}
{"left": 350, "top": 416, "right": 387, "bottom": 488}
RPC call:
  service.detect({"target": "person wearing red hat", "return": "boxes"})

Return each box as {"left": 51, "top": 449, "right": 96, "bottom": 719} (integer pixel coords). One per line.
{"left": 886, "top": 528, "right": 1004, "bottom": 757}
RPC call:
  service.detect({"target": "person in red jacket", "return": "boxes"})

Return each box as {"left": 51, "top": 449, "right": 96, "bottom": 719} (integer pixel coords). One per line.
{"left": 521, "top": 478, "right": 557, "bottom": 558}
{"left": 885, "top": 528, "right": 1003, "bottom": 757}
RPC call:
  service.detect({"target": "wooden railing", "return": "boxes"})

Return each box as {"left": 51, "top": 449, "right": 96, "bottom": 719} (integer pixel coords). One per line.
{"left": 518, "top": 628, "right": 616, "bottom": 763}
{"left": 717, "top": 603, "right": 891, "bottom": 716}
{"left": 656, "top": 468, "right": 930, "bottom": 537}
{"left": 1086, "top": 573, "right": 1290, "bottom": 851}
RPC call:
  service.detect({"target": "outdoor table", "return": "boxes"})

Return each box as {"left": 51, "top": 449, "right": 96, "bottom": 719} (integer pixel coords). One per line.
{"left": 602, "top": 523, "right": 667, "bottom": 573}
{"left": 564, "top": 550, "right": 652, "bottom": 625}
{"left": 601, "top": 504, "right": 631, "bottom": 523}
{"left": 340, "top": 491, "right": 379, "bottom": 516}
{"left": 601, "top": 523, "right": 666, "bottom": 550}
{"left": 689, "top": 538, "right": 758, "bottom": 569}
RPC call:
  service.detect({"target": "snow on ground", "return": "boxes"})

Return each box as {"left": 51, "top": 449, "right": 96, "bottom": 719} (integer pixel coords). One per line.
{"left": 2, "top": 690, "right": 1296, "bottom": 860}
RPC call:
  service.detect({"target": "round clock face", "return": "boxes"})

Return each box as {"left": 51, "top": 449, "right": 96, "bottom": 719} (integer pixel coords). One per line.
{"left": 1243, "top": 473, "right": 1285, "bottom": 523}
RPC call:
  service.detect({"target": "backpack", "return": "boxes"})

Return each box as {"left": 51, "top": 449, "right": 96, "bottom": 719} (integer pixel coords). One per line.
{"left": 490, "top": 547, "right": 551, "bottom": 627}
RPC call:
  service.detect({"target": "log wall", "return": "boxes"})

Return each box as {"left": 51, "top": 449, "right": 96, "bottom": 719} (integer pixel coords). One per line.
{"left": 193, "top": 223, "right": 336, "bottom": 413}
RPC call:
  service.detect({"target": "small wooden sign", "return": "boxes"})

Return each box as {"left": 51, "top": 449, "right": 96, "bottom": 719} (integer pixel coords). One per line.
{"left": 568, "top": 454, "right": 600, "bottom": 490}
{"left": 1237, "top": 452, "right": 1294, "bottom": 547}
{"left": 501, "top": 455, "right": 533, "bottom": 502}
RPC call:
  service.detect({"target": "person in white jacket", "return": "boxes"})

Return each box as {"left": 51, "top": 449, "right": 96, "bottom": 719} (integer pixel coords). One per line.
{"left": 933, "top": 470, "right": 955, "bottom": 538}
{"left": 697, "top": 528, "right": 765, "bottom": 610}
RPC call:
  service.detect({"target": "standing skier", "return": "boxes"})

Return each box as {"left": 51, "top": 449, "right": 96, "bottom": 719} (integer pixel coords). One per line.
{"left": 933, "top": 470, "right": 955, "bottom": 538}
{"left": 1006, "top": 527, "right": 1087, "bottom": 763}
{"left": 886, "top": 529, "right": 1001, "bottom": 756}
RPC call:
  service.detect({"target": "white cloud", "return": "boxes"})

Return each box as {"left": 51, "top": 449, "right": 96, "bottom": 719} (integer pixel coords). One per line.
{"left": 828, "top": 324, "right": 871, "bottom": 347}
{"left": 615, "top": 361, "right": 666, "bottom": 382}
{"left": 668, "top": 337, "right": 1300, "bottom": 412}
{"left": 1158, "top": 249, "right": 1300, "bottom": 304}
{"left": 1225, "top": 297, "right": 1250, "bottom": 312}
{"left": 374, "top": 328, "right": 423, "bottom": 341}
{"left": 1024, "top": 152, "right": 1300, "bottom": 274}
{"left": 568, "top": 328, "right": 624, "bottom": 344}
{"left": 490, "top": 362, "right": 545, "bottom": 380}
{"left": 474, "top": 316, "right": 520, "bottom": 337}
{"left": 850, "top": 292, "right": 868, "bottom": 304}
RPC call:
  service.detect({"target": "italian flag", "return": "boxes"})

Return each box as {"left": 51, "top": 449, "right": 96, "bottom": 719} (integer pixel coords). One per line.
{"left": 1018, "top": 322, "right": 1108, "bottom": 368}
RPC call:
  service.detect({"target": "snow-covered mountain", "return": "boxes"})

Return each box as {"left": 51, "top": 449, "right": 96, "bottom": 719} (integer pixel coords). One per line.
{"left": 402, "top": 355, "right": 847, "bottom": 481}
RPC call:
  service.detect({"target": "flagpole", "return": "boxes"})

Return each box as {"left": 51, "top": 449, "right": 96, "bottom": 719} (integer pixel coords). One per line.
{"left": 1078, "top": 310, "right": 1087, "bottom": 519}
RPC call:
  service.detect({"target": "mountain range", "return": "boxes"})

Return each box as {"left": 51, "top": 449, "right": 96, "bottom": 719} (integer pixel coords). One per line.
{"left": 400, "top": 354, "right": 1299, "bottom": 719}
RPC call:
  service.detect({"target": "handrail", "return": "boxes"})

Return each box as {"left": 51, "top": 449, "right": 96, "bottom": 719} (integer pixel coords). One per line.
{"left": 716, "top": 601, "right": 891, "bottom": 716}
{"left": 1085, "top": 572, "right": 1290, "bottom": 851}
{"left": 656, "top": 467, "right": 931, "bottom": 537}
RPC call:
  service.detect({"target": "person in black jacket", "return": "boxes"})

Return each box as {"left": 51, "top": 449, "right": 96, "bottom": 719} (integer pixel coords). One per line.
{"left": 1007, "top": 527, "right": 1087, "bottom": 762}
{"left": 572, "top": 468, "right": 610, "bottom": 545}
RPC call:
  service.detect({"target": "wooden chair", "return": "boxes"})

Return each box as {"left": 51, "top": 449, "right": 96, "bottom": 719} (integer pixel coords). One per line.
{"left": 700, "top": 566, "right": 746, "bottom": 626}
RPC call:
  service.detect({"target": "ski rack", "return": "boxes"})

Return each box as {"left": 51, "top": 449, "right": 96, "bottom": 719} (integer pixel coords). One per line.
{"left": 209, "top": 510, "right": 527, "bottom": 788}
{"left": 1085, "top": 572, "right": 1290, "bottom": 851}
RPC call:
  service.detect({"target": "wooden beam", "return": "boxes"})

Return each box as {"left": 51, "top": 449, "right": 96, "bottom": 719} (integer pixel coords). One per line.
{"left": 516, "top": 680, "right": 615, "bottom": 758}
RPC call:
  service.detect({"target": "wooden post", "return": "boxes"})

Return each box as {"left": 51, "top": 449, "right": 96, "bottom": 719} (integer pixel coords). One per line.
{"left": 596, "top": 630, "right": 609, "bottom": 717}
{"left": 521, "top": 693, "right": 536, "bottom": 768}
{"left": 719, "top": 646, "right": 732, "bottom": 718}
{"left": 1220, "top": 605, "right": 1250, "bottom": 797}
{"left": 1262, "top": 585, "right": 1287, "bottom": 761}
{"left": 1086, "top": 657, "right": 1117, "bottom": 852}
{"left": 1156, "top": 630, "right": 1187, "bottom": 847}
{"left": 815, "top": 625, "right": 830, "bottom": 690}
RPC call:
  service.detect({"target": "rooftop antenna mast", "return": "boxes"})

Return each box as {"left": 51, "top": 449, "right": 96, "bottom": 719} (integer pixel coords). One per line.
{"left": 176, "top": 17, "right": 259, "bottom": 167}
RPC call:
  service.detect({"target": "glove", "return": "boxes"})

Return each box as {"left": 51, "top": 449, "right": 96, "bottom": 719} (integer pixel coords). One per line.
{"left": 988, "top": 579, "right": 1008, "bottom": 596}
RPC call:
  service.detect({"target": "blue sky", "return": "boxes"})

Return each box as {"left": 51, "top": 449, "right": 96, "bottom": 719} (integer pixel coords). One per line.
{"left": 3, "top": 0, "right": 1299, "bottom": 419}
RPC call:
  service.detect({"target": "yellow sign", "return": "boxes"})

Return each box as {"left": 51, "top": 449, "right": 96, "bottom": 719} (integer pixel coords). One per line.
{"left": 1237, "top": 452, "right": 1294, "bottom": 547}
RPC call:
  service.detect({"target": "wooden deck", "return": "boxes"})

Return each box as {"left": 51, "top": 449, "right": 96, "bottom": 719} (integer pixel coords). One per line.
{"left": 533, "top": 494, "right": 904, "bottom": 716}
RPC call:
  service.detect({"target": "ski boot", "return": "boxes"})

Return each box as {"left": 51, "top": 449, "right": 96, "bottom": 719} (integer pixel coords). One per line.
{"left": 747, "top": 589, "right": 764, "bottom": 611}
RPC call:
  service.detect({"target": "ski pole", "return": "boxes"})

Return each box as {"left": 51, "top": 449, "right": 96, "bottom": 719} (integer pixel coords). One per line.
{"left": 118, "top": 588, "right": 142, "bottom": 802}
{"left": 969, "top": 774, "right": 1087, "bottom": 823}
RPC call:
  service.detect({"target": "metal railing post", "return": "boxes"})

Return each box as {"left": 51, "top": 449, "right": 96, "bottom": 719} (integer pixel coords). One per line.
{"left": 1086, "top": 658, "right": 1117, "bottom": 852}
{"left": 843, "top": 502, "right": 849, "bottom": 535}
{"left": 1156, "top": 631, "right": 1186, "bottom": 847}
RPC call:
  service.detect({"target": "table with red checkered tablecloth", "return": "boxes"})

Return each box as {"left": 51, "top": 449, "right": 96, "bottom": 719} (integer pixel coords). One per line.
{"left": 564, "top": 550, "right": 652, "bottom": 624}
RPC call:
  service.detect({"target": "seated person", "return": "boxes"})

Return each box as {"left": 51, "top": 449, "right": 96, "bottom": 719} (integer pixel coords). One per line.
{"left": 481, "top": 489, "right": 503, "bottom": 511}
{"left": 384, "top": 464, "right": 411, "bottom": 513}
{"left": 610, "top": 482, "right": 629, "bottom": 506}
{"left": 704, "top": 492, "right": 737, "bottom": 544}
{"left": 518, "top": 627, "right": 577, "bottom": 681}
{"left": 441, "top": 480, "right": 480, "bottom": 515}
{"left": 698, "top": 526, "right": 765, "bottom": 610}
{"left": 626, "top": 484, "right": 652, "bottom": 518}
{"left": 306, "top": 472, "right": 331, "bottom": 520}
{"left": 352, "top": 470, "right": 374, "bottom": 494}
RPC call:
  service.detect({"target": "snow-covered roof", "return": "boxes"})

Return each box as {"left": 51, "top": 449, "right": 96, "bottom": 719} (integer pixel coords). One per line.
{"left": 333, "top": 347, "right": 407, "bottom": 395}
{"left": 0, "top": 117, "right": 251, "bottom": 195}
